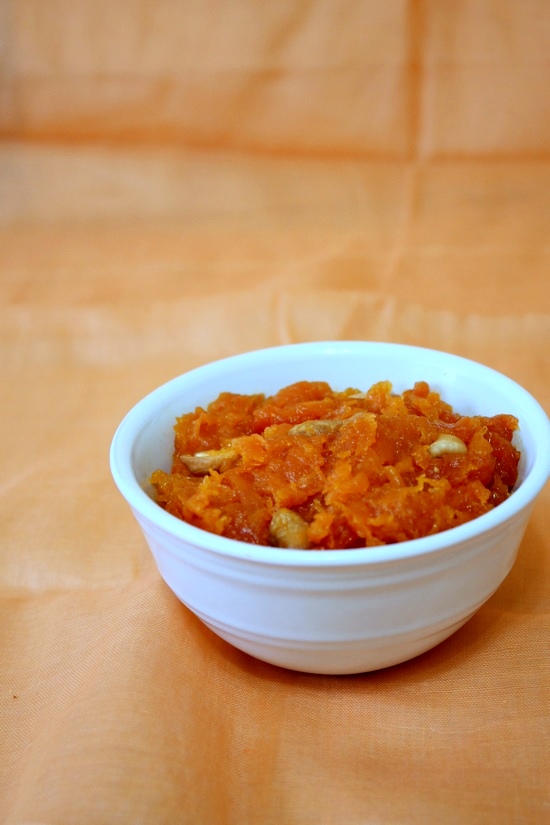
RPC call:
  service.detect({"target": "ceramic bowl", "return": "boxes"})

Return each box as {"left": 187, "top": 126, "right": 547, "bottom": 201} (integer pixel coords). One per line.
{"left": 110, "top": 342, "right": 550, "bottom": 674}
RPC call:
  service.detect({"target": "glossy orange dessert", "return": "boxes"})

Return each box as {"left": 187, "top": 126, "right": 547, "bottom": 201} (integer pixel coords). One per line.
{"left": 150, "top": 380, "right": 520, "bottom": 549}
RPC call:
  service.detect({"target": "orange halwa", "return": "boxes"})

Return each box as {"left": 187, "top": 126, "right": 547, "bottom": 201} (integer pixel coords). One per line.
{"left": 150, "top": 380, "right": 520, "bottom": 549}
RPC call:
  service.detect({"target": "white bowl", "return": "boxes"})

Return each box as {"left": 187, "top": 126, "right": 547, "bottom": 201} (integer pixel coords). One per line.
{"left": 110, "top": 342, "right": 550, "bottom": 674}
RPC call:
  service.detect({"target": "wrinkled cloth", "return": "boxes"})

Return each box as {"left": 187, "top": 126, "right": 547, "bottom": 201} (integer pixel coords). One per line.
{"left": 1, "top": 2, "right": 549, "bottom": 824}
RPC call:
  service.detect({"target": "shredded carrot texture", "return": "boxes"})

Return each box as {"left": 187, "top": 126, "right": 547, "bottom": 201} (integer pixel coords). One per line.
{"left": 150, "top": 380, "right": 520, "bottom": 549}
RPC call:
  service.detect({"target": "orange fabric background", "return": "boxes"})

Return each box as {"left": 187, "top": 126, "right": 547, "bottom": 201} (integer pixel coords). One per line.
{"left": 1, "top": 2, "right": 549, "bottom": 823}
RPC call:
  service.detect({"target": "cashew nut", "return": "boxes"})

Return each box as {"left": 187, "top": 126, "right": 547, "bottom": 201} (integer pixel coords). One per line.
{"left": 428, "top": 434, "right": 468, "bottom": 457}
{"left": 288, "top": 419, "right": 342, "bottom": 437}
{"left": 269, "top": 509, "right": 310, "bottom": 549}
{"left": 179, "top": 446, "right": 239, "bottom": 474}
{"left": 288, "top": 411, "right": 372, "bottom": 437}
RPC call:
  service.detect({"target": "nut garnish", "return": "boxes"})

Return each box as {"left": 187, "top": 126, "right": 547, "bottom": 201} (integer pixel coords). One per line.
{"left": 288, "top": 411, "right": 372, "bottom": 437}
{"left": 288, "top": 419, "right": 343, "bottom": 437}
{"left": 179, "top": 447, "right": 239, "bottom": 474}
{"left": 269, "top": 508, "right": 310, "bottom": 549}
{"left": 428, "top": 434, "right": 468, "bottom": 457}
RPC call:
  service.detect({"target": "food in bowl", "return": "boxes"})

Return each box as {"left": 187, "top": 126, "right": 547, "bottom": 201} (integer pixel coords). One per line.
{"left": 110, "top": 342, "right": 550, "bottom": 673}
{"left": 150, "top": 379, "right": 520, "bottom": 549}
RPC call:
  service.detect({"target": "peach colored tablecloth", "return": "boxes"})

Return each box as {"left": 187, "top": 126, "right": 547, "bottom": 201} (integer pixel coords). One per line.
{"left": 1, "top": 3, "right": 549, "bottom": 823}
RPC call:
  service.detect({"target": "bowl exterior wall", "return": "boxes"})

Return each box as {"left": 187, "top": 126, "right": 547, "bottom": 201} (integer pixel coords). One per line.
{"left": 134, "top": 506, "right": 530, "bottom": 673}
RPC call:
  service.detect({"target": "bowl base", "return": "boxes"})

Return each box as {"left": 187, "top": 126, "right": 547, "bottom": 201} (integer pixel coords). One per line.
{"left": 200, "top": 612, "right": 475, "bottom": 675}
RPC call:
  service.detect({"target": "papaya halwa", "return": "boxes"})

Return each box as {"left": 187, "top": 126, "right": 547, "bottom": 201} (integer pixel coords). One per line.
{"left": 150, "top": 380, "right": 520, "bottom": 550}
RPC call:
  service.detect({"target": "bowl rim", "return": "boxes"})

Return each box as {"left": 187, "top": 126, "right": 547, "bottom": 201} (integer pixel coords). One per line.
{"left": 110, "top": 341, "right": 550, "bottom": 567}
